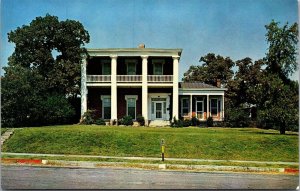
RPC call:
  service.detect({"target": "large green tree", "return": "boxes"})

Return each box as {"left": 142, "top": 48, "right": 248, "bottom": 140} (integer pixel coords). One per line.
{"left": 6, "top": 14, "right": 90, "bottom": 96}
{"left": 182, "top": 53, "right": 234, "bottom": 87}
{"left": 2, "top": 14, "right": 89, "bottom": 127}
{"left": 264, "top": 20, "right": 298, "bottom": 82}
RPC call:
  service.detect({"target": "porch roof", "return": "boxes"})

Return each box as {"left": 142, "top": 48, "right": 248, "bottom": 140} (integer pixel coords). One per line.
{"left": 179, "top": 82, "right": 226, "bottom": 95}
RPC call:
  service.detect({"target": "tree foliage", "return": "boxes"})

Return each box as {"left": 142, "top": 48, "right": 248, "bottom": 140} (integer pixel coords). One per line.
{"left": 183, "top": 53, "right": 234, "bottom": 86}
{"left": 6, "top": 14, "right": 90, "bottom": 96}
{"left": 265, "top": 20, "right": 298, "bottom": 81}
{"left": 2, "top": 14, "right": 89, "bottom": 127}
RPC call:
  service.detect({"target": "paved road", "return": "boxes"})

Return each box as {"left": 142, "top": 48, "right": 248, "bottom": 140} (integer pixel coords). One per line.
{"left": 1, "top": 165, "right": 299, "bottom": 189}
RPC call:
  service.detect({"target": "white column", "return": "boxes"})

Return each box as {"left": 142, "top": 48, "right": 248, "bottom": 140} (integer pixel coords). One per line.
{"left": 110, "top": 55, "right": 118, "bottom": 123}
{"left": 207, "top": 95, "right": 210, "bottom": 119}
{"left": 81, "top": 56, "right": 88, "bottom": 117}
{"left": 141, "top": 55, "right": 149, "bottom": 125}
{"left": 190, "top": 94, "right": 193, "bottom": 118}
{"left": 222, "top": 94, "right": 225, "bottom": 120}
{"left": 172, "top": 56, "right": 180, "bottom": 120}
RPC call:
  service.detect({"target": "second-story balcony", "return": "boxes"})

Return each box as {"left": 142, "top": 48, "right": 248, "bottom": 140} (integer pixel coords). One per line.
{"left": 86, "top": 75, "right": 173, "bottom": 83}
{"left": 147, "top": 75, "right": 173, "bottom": 83}
{"left": 117, "top": 75, "right": 142, "bottom": 82}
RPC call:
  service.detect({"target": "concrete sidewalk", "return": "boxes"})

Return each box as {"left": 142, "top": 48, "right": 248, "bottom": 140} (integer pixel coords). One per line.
{"left": 2, "top": 158, "right": 299, "bottom": 174}
{"left": 2, "top": 152, "right": 298, "bottom": 165}
{"left": 2, "top": 152, "right": 298, "bottom": 174}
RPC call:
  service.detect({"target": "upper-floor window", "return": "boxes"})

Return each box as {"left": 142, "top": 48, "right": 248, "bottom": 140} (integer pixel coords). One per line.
{"left": 152, "top": 59, "right": 164, "bottom": 75}
{"left": 125, "top": 59, "right": 137, "bottom": 75}
{"left": 102, "top": 60, "right": 111, "bottom": 75}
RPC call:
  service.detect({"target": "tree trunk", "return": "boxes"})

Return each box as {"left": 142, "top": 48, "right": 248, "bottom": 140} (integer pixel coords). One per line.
{"left": 280, "top": 125, "right": 286, "bottom": 134}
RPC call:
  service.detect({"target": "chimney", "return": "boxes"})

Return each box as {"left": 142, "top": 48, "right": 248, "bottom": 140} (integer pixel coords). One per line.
{"left": 216, "top": 79, "right": 221, "bottom": 88}
{"left": 138, "top": 43, "right": 145, "bottom": 48}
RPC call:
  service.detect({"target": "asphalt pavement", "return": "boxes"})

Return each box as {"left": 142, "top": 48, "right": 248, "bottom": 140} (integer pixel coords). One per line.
{"left": 1, "top": 165, "right": 299, "bottom": 189}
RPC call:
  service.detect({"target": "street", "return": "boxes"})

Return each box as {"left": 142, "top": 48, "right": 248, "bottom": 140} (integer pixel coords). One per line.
{"left": 1, "top": 165, "right": 299, "bottom": 189}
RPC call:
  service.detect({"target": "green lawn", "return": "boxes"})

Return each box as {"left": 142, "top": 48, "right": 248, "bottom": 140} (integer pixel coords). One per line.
{"left": 1, "top": 128, "right": 8, "bottom": 135}
{"left": 2, "top": 125, "right": 298, "bottom": 162}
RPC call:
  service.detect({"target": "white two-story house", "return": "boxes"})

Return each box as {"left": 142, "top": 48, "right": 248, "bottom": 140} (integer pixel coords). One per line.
{"left": 81, "top": 44, "right": 226, "bottom": 126}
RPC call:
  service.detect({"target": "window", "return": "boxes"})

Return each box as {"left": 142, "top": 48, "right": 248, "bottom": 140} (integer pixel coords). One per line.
{"left": 181, "top": 98, "right": 189, "bottom": 116}
{"left": 125, "top": 59, "right": 137, "bottom": 75}
{"left": 125, "top": 95, "right": 138, "bottom": 119}
{"left": 211, "top": 98, "right": 218, "bottom": 116}
{"left": 102, "top": 61, "right": 111, "bottom": 75}
{"left": 152, "top": 59, "right": 164, "bottom": 75}
{"left": 101, "top": 96, "right": 111, "bottom": 119}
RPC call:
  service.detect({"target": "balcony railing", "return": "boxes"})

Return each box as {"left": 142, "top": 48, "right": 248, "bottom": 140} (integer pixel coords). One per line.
{"left": 148, "top": 75, "right": 173, "bottom": 83}
{"left": 87, "top": 75, "right": 111, "bottom": 82}
{"left": 117, "top": 75, "right": 142, "bottom": 82}
{"left": 86, "top": 75, "right": 173, "bottom": 83}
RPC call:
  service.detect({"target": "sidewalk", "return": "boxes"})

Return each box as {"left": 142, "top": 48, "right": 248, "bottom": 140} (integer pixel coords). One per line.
{"left": 1, "top": 152, "right": 299, "bottom": 174}
{"left": 2, "top": 152, "right": 298, "bottom": 165}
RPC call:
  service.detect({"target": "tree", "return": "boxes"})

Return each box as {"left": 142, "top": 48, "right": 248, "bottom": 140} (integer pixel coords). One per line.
{"left": 6, "top": 14, "right": 90, "bottom": 96}
{"left": 183, "top": 53, "right": 234, "bottom": 87}
{"left": 264, "top": 20, "right": 298, "bottom": 82}
{"left": 2, "top": 14, "right": 89, "bottom": 127}
{"left": 255, "top": 74, "right": 298, "bottom": 134}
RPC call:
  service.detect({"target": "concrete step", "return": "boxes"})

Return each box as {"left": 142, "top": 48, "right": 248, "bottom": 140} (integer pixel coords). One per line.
{"left": 149, "top": 120, "right": 170, "bottom": 127}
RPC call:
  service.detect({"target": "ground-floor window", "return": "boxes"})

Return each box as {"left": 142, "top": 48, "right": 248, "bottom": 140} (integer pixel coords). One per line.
{"left": 101, "top": 95, "right": 111, "bottom": 119}
{"left": 210, "top": 98, "right": 218, "bottom": 116}
{"left": 125, "top": 95, "right": 138, "bottom": 119}
{"left": 181, "top": 97, "right": 189, "bottom": 116}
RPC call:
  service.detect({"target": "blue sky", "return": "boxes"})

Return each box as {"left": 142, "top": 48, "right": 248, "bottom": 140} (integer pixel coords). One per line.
{"left": 1, "top": 0, "right": 299, "bottom": 81}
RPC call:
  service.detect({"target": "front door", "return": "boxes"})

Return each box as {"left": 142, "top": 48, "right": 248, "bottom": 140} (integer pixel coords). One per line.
{"left": 155, "top": 102, "right": 163, "bottom": 119}
{"left": 196, "top": 101, "right": 204, "bottom": 120}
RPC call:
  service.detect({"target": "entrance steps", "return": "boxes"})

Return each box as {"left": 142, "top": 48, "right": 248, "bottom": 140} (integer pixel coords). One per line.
{"left": 149, "top": 120, "right": 170, "bottom": 127}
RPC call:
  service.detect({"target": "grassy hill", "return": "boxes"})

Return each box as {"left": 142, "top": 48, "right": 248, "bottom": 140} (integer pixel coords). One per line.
{"left": 2, "top": 125, "right": 298, "bottom": 162}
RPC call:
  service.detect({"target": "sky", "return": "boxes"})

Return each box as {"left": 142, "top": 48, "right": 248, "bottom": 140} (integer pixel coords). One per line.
{"left": 1, "top": 0, "right": 299, "bottom": 81}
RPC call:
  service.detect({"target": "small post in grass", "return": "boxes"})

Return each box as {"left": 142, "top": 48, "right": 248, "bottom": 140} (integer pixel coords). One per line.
{"left": 161, "top": 139, "right": 165, "bottom": 161}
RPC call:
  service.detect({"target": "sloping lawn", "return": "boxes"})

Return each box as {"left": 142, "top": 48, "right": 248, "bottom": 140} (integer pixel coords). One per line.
{"left": 2, "top": 125, "right": 298, "bottom": 162}
{"left": 1, "top": 128, "right": 8, "bottom": 135}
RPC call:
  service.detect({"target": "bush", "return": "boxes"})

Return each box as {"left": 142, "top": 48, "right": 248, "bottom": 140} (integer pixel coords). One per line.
{"left": 95, "top": 118, "right": 106, "bottom": 125}
{"left": 171, "top": 117, "right": 190, "bottom": 128}
{"left": 136, "top": 115, "right": 145, "bottom": 126}
{"left": 120, "top": 115, "right": 133, "bottom": 126}
{"left": 191, "top": 117, "right": 200, "bottom": 126}
{"left": 224, "top": 107, "right": 251, "bottom": 127}
{"left": 81, "top": 110, "right": 96, "bottom": 125}
{"left": 207, "top": 117, "right": 213, "bottom": 127}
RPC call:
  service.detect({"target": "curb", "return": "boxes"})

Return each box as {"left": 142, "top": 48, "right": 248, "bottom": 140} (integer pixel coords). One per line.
{"left": 2, "top": 159, "right": 298, "bottom": 174}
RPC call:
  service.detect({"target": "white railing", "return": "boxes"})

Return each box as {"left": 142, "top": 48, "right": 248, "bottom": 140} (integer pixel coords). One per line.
{"left": 148, "top": 75, "right": 173, "bottom": 82}
{"left": 87, "top": 75, "right": 111, "bottom": 82}
{"left": 117, "top": 75, "right": 142, "bottom": 82}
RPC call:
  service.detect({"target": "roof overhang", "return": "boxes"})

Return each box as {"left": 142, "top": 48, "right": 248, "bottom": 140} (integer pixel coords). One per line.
{"left": 86, "top": 48, "right": 182, "bottom": 58}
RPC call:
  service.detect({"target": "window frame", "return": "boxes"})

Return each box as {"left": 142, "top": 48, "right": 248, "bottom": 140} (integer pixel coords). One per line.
{"left": 101, "top": 60, "right": 111, "bottom": 75}
{"left": 180, "top": 97, "right": 190, "bottom": 117}
{"left": 210, "top": 98, "right": 219, "bottom": 117}
{"left": 125, "top": 59, "right": 138, "bottom": 75}
{"left": 125, "top": 95, "right": 138, "bottom": 120}
{"left": 152, "top": 59, "right": 165, "bottom": 75}
{"left": 101, "top": 95, "right": 111, "bottom": 119}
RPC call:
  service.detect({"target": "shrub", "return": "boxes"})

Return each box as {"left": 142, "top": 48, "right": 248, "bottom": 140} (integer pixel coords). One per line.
{"left": 224, "top": 107, "right": 251, "bottom": 127}
{"left": 207, "top": 117, "right": 213, "bottom": 127}
{"left": 136, "top": 115, "right": 145, "bottom": 126}
{"left": 171, "top": 117, "right": 190, "bottom": 128}
{"left": 81, "top": 110, "right": 96, "bottom": 125}
{"left": 191, "top": 117, "right": 200, "bottom": 126}
{"left": 95, "top": 118, "right": 106, "bottom": 125}
{"left": 120, "top": 115, "right": 133, "bottom": 126}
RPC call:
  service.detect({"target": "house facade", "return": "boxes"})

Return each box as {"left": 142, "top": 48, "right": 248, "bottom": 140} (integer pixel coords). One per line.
{"left": 81, "top": 45, "right": 226, "bottom": 126}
